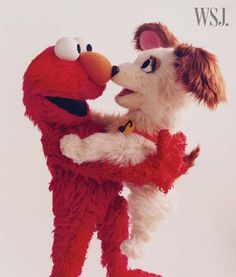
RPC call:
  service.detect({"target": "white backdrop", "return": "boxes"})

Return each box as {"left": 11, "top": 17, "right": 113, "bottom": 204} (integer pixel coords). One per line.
{"left": 0, "top": 0, "right": 236, "bottom": 277}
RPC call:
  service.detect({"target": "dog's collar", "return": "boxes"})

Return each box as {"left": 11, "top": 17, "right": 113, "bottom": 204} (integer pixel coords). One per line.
{"left": 118, "top": 120, "right": 157, "bottom": 143}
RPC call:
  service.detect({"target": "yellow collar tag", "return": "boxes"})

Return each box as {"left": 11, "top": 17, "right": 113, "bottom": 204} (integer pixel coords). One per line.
{"left": 118, "top": 120, "right": 135, "bottom": 136}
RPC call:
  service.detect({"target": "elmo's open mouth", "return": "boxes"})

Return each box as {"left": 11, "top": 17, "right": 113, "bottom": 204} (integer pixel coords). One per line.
{"left": 46, "top": 96, "right": 87, "bottom": 117}
{"left": 117, "top": 88, "right": 136, "bottom": 97}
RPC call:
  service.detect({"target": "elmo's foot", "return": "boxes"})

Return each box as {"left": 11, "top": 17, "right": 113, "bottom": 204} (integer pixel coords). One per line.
{"left": 111, "top": 269, "right": 162, "bottom": 277}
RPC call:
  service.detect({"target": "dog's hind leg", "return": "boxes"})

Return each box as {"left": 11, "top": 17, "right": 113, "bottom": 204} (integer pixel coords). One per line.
{"left": 121, "top": 184, "right": 176, "bottom": 259}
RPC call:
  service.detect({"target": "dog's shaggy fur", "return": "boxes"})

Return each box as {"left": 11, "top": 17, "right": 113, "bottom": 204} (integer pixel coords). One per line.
{"left": 60, "top": 22, "right": 226, "bottom": 259}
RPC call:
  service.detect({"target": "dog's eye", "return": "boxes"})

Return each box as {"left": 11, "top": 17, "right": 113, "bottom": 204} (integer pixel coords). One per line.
{"left": 141, "top": 56, "right": 157, "bottom": 73}
{"left": 54, "top": 37, "right": 81, "bottom": 61}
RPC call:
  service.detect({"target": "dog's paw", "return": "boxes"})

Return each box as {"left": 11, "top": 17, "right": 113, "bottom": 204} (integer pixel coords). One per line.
{"left": 120, "top": 238, "right": 145, "bottom": 259}
{"left": 60, "top": 134, "right": 85, "bottom": 164}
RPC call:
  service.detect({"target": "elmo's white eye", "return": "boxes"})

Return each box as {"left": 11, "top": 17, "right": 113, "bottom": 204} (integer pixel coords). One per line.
{"left": 54, "top": 37, "right": 80, "bottom": 61}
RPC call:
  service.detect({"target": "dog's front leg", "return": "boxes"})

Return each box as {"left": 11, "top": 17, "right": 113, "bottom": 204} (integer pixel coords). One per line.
{"left": 60, "top": 132, "right": 156, "bottom": 165}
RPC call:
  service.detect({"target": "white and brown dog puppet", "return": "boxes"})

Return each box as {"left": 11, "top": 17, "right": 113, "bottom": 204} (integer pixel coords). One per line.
{"left": 60, "top": 23, "right": 226, "bottom": 258}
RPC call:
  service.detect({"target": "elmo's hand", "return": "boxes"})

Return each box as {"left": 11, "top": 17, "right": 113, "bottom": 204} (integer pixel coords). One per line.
{"left": 123, "top": 130, "right": 200, "bottom": 193}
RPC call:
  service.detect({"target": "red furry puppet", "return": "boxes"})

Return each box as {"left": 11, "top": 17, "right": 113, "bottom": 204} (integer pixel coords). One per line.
{"left": 23, "top": 36, "right": 196, "bottom": 277}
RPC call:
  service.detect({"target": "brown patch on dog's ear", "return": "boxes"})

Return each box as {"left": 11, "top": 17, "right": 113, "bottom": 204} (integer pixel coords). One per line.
{"left": 174, "top": 44, "right": 226, "bottom": 109}
{"left": 134, "top": 22, "right": 179, "bottom": 51}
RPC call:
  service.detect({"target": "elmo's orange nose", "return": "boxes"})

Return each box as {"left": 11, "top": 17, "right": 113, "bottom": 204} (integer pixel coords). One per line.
{"left": 80, "top": 52, "right": 112, "bottom": 86}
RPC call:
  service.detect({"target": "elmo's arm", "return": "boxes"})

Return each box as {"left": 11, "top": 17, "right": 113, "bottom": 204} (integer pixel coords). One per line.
{"left": 61, "top": 130, "right": 199, "bottom": 192}
{"left": 123, "top": 130, "right": 199, "bottom": 193}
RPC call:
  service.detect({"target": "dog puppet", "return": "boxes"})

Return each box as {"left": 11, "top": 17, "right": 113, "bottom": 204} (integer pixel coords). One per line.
{"left": 60, "top": 23, "right": 226, "bottom": 259}
{"left": 23, "top": 36, "right": 192, "bottom": 277}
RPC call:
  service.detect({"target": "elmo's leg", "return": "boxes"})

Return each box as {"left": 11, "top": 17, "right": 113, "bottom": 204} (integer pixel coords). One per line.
{"left": 98, "top": 195, "right": 129, "bottom": 275}
{"left": 50, "top": 181, "right": 101, "bottom": 277}
{"left": 50, "top": 220, "right": 94, "bottom": 277}
{"left": 98, "top": 195, "right": 162, "bottom": 277}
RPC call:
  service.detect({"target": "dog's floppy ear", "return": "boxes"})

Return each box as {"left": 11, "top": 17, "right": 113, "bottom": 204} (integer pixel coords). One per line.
{"left": 174, "top": 44, "right": 226, "bottom": 109}
{"left": 134, "top": 22, "right": 179, "bottom": 51}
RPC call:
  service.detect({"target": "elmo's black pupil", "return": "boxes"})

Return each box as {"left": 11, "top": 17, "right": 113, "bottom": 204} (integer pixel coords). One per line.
{"left": 77, "top": 44, "right": 81, "bottom": 53}
{"left": 86, "top": 44, "right": 92, "bottom": 51}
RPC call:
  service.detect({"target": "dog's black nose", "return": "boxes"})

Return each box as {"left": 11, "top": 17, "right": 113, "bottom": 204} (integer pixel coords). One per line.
{"left": 111, "top": 65, "right": 120, "bottom": 77}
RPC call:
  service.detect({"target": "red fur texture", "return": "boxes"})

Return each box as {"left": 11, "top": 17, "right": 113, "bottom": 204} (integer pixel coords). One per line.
{"left": 124, "top": 130, "right": 198, "bottom": 193}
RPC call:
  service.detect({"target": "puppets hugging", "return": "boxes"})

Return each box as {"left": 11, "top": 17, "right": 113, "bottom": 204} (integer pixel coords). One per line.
{"left": 23, "top": 22, "right": 226, "bottom": 277}
{"left": 23, "top": 29, "right": 193, "bottom": 277}
{"left": 60, "top": 22, "right": 226, "bottom": 261}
